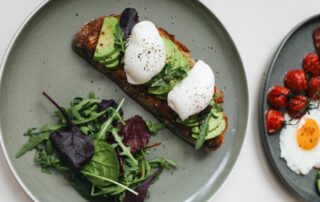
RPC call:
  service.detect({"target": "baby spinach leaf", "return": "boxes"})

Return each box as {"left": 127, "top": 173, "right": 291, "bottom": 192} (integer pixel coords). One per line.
{"left": 82, "top": 140, "right": 119, "bottom": 186}
{"left": 72, "top": 175, "right": 114, "bottom": 202}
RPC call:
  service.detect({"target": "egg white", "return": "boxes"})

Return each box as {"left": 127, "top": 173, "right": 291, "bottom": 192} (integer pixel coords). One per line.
{"left": 124, "top": 21, "right": 166, "bottom": 85}
{"left": 167, "top": 60, "right": 215, "bottom": 120}
{"left": 280, "top": 106, "right": 320, "bottom": 175}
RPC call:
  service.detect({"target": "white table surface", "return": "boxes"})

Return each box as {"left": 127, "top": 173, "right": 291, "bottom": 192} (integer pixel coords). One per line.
{"left": 1, "top": 0, "right": 319, "bottom": 201}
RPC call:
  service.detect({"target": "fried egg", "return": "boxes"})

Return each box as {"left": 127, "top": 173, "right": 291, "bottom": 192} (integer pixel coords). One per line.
{"left": 280, "top": 107, "right": 320, "bottom": 175}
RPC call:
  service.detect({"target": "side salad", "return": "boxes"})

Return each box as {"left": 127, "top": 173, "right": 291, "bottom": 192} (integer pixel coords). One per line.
{"left": 16, "top": 92, "right": 176, "bottom": 202}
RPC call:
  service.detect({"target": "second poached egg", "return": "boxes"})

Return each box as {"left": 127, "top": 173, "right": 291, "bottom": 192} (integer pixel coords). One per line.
{"left": 167, "top": 60, "right": 215, "bottom": 120}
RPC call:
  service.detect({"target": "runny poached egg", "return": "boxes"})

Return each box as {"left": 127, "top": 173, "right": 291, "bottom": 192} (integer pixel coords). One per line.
{"left": 124, "top": 21, "right": 166, "bottom": 85}
{"left": 167, "top": 60, "right": 215, "bottom": 121}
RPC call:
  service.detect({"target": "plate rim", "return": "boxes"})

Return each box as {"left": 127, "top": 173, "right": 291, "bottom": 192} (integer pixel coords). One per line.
{"left": 0, "top": 1, "right": 49, "bottom": 202}
{"left": 259, "top": 13, "right": 320, "bottom": 202}
{"left": 0, "top": 1, "right": 249, "bottom": 201}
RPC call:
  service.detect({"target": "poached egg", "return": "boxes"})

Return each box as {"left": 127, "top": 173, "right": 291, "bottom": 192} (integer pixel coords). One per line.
{"left": 124, "top": 21, "right": 166, "bottom": 85}
{"left": 167, "top": 60, "right": 215, "bottom": 120}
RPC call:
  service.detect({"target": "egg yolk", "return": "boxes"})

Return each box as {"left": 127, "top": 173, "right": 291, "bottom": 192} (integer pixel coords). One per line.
{"left": 297, "top": 118, "right": 320, "bottom": 150}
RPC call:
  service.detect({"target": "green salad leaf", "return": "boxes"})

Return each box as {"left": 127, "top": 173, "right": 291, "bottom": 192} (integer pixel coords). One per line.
{"left": 72, "top": 175, "right": 111, "bottom": 202}
{"left": 114, "top": 23, "right": 126, "bottom": 53}
{"left": 82, "top": 140, "right": 119, "bottom": 186}
{"left": 110, "top": 128, "right": 138, "bottom": 165}
{"left": 15, "top": 129, "right": 50, "bottom": 158}
{"left": 146, "top": 121, "right": 164, "bottom": 135}
{"left": 16, "top": 93, "right": 176, "bottom": 202}
{"left": 195, "top": 113, "right": 211, "bottom": 150}
{"left": 96, "top": 99, "right": 124, "bottom": 139}
{"left": 147, "top": 64, "right": 189, "bottom": 97}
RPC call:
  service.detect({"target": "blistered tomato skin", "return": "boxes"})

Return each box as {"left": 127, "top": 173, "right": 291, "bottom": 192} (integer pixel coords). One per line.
{"left": 308, "top": 76, "right": 320, "bottom": 100}
{"left": 303, "top": 53, "right": 320, "bottom": 76}
{"left": 284, "top": 69, "right": 308, "bottom": 93}
{"left": 267, "top": 85, "right": 290, "bottom": 109}
{"left": 287, "top": 95, "right": 309, "bottom": 119}
{"left": 266, "top": 109, "right": 284, "bottom": 134}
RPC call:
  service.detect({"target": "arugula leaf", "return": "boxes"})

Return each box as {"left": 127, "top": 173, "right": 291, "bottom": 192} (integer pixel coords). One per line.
{"left": 147, "top": 64, "right": 189, "bottom": 96}
{"left": 195, "top": 113, "right": 211, "bottom": 150}
{"left": 16, "top": 131, "right": 50, "bottom": 158}
{"left": 111, "top": 128, "right": 138, "bottom": 165}
{"left": 96, "top": 99, "right": 124, "bottom": 139}
{"left": 149, "top": 158, "right": 177, "bottom": 170}
{"left": 34, "top": 143, "right": 68, "bottom": 173}
{"left": 146, "top": 121, "right": 164, "bottom": 135}
{"left": 82, "top": 140, "right": 119, "bottom": 186}
{"left": 81, "top": 171, "right": 138, "bottom": 195}
{"left": 176, "top": 115, "right": 200, "bottom": 127}
{"left": 114, "top": 23, "right": 126, "bottom": 53}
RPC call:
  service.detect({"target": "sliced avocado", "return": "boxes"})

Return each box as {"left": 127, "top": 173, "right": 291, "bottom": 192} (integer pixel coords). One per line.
{"left": 94, "top": 17, "right": 118, "bottom": 61}
{"left": 163, "top": 37, "right": 176, "bottom": 67}
{"left": 191, "top": 133, "right": 198, "bottom": 139}
{"left": 148, "top": 84, "right": 172, "bottom": 95}
{"left": 103, "top": 51, "right": 120, "bottom": 64}
{"left": 205, "top": 117, "right": 226, "bottom": 140}
{"left": 192, "top": 126, "right": 200, "bottom": 134}
{"left": 179, "top": 53, "right": 189, "bottom": 68}
{"left": 208, "top": 112, "right": 224, "bottom": 132}
{"left": 104, "top": 59, "right": 120, "bottom": 69}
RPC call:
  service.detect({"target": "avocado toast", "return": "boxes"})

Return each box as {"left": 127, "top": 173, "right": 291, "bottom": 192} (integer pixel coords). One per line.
{"left": 72, "top": 8, "right": 228, "bottom": 150}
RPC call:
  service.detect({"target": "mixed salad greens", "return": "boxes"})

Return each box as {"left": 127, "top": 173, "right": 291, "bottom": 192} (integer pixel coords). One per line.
{"left": 16, "top": 92, "right": 175, "bottom": 202}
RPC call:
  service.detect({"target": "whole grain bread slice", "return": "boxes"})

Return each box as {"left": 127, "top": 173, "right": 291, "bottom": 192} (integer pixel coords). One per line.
{"left": 72, "top": 14, "right": 227, "bottom": 150}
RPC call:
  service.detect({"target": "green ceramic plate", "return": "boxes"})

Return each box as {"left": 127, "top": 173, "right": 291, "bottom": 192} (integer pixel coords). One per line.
{"left": 0, "top": 0, "right": 248, "bottom": 201}
{"left": 260, "top": 15, "right": 320, "bottom": 202}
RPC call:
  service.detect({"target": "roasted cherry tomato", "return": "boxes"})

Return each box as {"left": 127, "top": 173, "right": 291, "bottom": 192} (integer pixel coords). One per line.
{"left": 267, "top": 85, "right": 290, "bottom": 109}
{"left": 303, "top": 53, "right": 320, "bottom": 76}
{"left": 265, "top": 109, "right": 284, "bottom": 134}
{"left": 287, "top": 95, "right": 309, "bottom": 119}
{"left": 307, "top": 76, "right": 320, "bottom": 100}
{"left": 284, "top": 69, "right": 308, "bottom": 93}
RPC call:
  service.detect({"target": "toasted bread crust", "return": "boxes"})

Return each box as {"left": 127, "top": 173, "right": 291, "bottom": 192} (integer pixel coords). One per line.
{"left": 72, "top": 15, "right": 227, "bottom": 150}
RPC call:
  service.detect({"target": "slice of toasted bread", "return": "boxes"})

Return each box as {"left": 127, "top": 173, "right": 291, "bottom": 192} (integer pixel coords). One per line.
{"left": 72, "top": 14, "right": 227, "bottom": 150}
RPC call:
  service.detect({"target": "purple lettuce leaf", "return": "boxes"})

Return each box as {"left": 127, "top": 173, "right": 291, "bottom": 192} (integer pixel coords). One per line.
{"left": 50, "top": 127, "right": 94, "bottom": 172}
{"left": 42, "top": 92, "right": 94, "bottom": 172}
{"left": 123, "top": 168, "right": 164, "bottom": 202}
{"left": 120, "top": 115, "right": 150, "bottom": 153}
{"left": 98, "top": 99, "right": 123, "bottom": 125}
